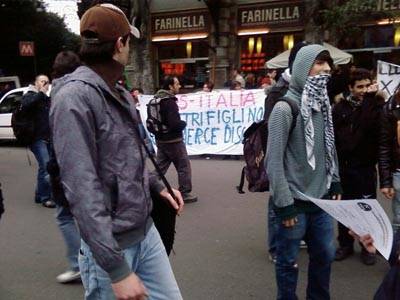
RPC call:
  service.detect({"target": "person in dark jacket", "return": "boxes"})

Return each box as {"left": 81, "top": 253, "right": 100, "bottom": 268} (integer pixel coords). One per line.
{"left": 153, "top": 75, "right": 198, "bottom": 203}
{"left": 50, "top": 4, "right": 184, "bottom": 300}
{"left": 21, "top": 74, "right": 55, "bottom": 208}
{"left": 49, "top": 50, "right": 82, "bottom": 284}
{"left": 379, "top": 89, "right": 400, "bottom": 235}
{"left": 333, "top": 68, "right": 382, "bottom": 265}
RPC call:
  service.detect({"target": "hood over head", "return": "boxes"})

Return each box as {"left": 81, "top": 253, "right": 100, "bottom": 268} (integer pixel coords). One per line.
{"left": 287, "top": 44, "right": 329, "bottom": 100}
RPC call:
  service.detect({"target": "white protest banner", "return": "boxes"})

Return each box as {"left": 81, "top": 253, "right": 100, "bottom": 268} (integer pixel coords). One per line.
{"left": 138, "top": 89, "right": 265, "bottom": 155}
{"left": 298, "top": 192, "right": 393, "bottom": 260}
{"left": 378, "top": 60, "right": 400, "bottom": 97}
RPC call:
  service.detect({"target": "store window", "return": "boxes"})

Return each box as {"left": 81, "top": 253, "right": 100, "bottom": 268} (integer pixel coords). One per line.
{"left": 365, "top": 25, "right": 395, "bottom": 48}
{"left": 341, "top": 25, "right": 398, "bottom": 49}
{"left": 157, "top": 40, "right": 209, "bottom": 89}
{"left": 239, "top": 32, "right": 303, "bottom": 85}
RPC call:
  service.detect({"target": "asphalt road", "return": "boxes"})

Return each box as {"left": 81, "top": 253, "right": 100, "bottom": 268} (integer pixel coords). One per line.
{"left": 0, "top": 145, "right": 392, "bottom": 300}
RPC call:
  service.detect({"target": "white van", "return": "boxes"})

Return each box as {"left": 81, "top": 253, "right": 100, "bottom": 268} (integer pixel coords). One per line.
{"left": 0, "top": 87, "right": 28, "bottom": 140}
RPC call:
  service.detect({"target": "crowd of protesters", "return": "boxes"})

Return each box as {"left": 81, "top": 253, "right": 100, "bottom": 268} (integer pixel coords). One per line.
{"left": 2, "top": 4, "right": 400, "bottom": 300}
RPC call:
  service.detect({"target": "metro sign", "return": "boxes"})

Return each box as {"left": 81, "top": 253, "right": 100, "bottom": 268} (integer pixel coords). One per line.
{"left": 19, "top": 41, "right": 35, "bottom": 57}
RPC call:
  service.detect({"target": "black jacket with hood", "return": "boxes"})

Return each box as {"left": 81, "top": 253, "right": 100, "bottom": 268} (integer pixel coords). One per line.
{"left": 332, "top": 92, "right": 382, "bottom": 169}
{"left": 21, "top": 85, "right": 51, "bottom": 141}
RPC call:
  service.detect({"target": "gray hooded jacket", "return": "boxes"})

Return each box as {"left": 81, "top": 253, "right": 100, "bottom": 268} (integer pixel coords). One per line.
{"left": 50, "top": 66, "right": 164, "bottom": 282}
{"left": 266, "top": 45, "right": 341, "bottom": 219}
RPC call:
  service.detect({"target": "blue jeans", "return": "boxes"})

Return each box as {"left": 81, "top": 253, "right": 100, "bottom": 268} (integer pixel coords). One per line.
{"left": 392, "top": 172, "right": 400, "bottom": 233}
{"left": 79, "top": 224, "right": 182, "bottom": 300}
{"left": 267, "top": 197, "right": 279, "bottom": 255}
{"left": 29, "top": 139, "right": 51, "bottom": 203}
{"left": 56, "top": 205, "right": 80, "bottom": 271}
{"left": 275, "top": 210, "right": 335, "bottom": 300}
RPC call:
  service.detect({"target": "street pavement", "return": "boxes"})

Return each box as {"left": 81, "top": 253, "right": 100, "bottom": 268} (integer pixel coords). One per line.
{"left": 0, "top": 144, "right": 391, "bottom": 300}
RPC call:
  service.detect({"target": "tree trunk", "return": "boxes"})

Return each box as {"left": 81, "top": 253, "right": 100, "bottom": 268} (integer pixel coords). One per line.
{"left": 126, "top": 0, "right": 155, "bottom": 94}
{"left": 304, "top": 0, "right": 324, "bottom": 44}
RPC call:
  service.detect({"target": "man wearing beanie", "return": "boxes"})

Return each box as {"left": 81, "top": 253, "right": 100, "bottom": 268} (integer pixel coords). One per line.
{"left": 266, "top": 45, "right": 342, "bottom": 299}
{"left": 50, "top": 4, "right": 183, "bottom": 300}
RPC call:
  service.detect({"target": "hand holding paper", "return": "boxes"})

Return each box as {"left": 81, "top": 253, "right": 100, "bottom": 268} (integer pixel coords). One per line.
{"left": 298, "top": 192, "right": 393, "bottom": 260}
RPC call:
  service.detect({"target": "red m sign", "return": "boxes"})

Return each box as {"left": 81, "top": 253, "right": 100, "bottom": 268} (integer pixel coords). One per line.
{"left": 19, "top": 41, "right": 35, "bottom": 57}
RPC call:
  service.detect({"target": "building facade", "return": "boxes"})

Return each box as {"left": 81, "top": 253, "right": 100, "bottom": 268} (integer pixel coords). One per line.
{"left": 125, "top": 0, "right": 400, "bottom": 90}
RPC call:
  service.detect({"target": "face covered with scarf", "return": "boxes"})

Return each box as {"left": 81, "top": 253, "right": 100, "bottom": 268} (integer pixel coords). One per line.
{"left": 301, "top": 57, "right": 336, "bottom": 188}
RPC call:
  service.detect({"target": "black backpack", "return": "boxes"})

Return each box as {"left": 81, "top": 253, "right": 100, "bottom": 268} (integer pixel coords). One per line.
{"left": 236, "top": 96, "right": 299, "bottom": 193}
{"left": 11, "top": 103, "right": 35, "bottom": 146}
{"left": 146, "top": 97, "right": 169, "bottom": 134}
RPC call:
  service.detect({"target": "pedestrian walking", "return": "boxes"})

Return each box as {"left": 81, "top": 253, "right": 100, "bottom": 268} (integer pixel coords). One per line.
{"left": 266, "top": 44, "right": 342, "bottom": 300}
{"left": 50, "top": 4, "right": 184, "bottom": 299}
{"left": 49, "top": 50, "right": 82, "bottom": 283}
{"left": 152, "top": 75, "right": 198, "bottom": 203}
{"left": 21, "top": 74, "right": 55, "bottom": 208}
{"left": 333, "top": 68, "right": 382, "bottom": 265}
{"left": 263, "top": 41, "right": 308, "bottom": 263}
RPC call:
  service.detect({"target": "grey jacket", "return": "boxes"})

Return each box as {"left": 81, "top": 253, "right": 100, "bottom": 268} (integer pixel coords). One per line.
{"left": 50, "top": 66, "right": 164, "bottom": 282}
{"left": 266, "top": 45, "right": 341, "bottom": 219}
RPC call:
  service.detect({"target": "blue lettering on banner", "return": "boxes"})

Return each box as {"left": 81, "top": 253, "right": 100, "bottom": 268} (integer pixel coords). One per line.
{"left": 181, "top": 106, "right": 264, "bottom": 146}
{"left": 223, "top": 125, "right": 246, "bottom": 145}
{"left": 183, "top": 127, "right": 220, "bottom": 145}
{"left": 186, "top": 128, "right": 194, "bottom": 145}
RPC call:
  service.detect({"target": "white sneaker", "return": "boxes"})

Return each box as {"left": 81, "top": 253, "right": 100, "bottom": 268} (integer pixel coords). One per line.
{"left": 300, "top": 240, "right": 307, "bottom": 249}
{"left": 56, "top": 270, "right": 81, "bottom": 283}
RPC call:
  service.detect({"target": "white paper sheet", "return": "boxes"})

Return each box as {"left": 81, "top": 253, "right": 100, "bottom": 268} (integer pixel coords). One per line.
{"left": 298, "top": 192, "right": 393, "bottom": 260}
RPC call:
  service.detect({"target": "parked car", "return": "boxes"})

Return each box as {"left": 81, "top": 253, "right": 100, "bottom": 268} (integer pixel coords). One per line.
{"left": 0, "top": 87, "right": 28, "bottom": 140}
{"left": 0, "top": 86, "right": 52, "bottom": 141}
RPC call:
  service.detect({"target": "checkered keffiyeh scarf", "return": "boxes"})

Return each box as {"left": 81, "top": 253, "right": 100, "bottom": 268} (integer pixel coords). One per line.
{"left": 301, "top": 74, "right": 336, "bottom": 188}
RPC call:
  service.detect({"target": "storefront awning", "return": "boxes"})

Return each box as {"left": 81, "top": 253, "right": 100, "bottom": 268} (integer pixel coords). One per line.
{"left": 265, "top": 42, "right": 353, "bottom": 69}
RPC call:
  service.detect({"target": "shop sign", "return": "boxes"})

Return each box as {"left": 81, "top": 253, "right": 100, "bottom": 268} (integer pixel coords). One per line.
{"left": 238, "top": 1, "right": 304, "bottom": 30}
{"left": 19, "top": 41, "right": 35, "bottom": 57}
{"left": 152, "top": 10, "right": 209, "bottom": 36}
{"left": 377, "top": 0, "right": 400, "bottom": 12}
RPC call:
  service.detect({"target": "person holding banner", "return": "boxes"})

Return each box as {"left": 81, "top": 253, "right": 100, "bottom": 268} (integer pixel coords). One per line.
{"left": 332, "top": 68, "right": 382, "bottom": 265}
{"left": 266, "top": 45, "right": 342, "bottom": 300}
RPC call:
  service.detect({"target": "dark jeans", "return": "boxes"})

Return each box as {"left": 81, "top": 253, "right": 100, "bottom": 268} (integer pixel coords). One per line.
{"left": 56, "top": 205, "right": 80, "bottom": 271}
{"left": 268, "top": 196, "right": 279, "bottom": 255}
{"left": 275, "top": 210, "right": 335, "bottom": 300}
{"left": 155, "top": 141, "right": 192, "bottom": 194}
{"left": 338, "top": 165, "right": 377, "bottom": 249}
{"left": 29, "top": 139, "right": 51, "bottom": 203}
